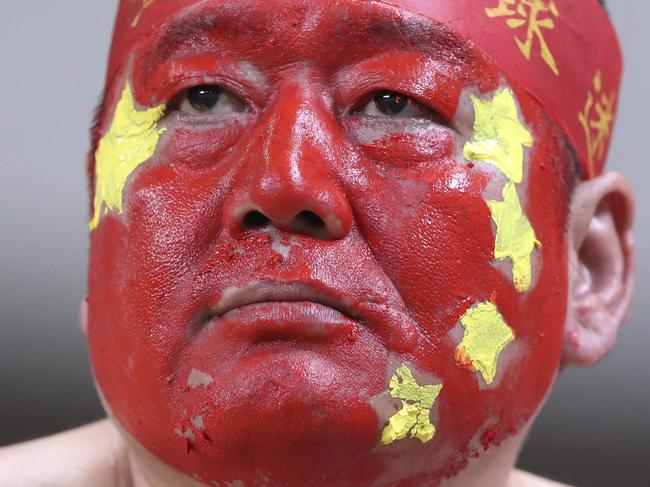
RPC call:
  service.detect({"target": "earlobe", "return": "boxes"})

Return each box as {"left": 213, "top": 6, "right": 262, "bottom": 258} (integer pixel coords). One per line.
{"left": 562, "top": 172, "right": 636, "bottom": 368}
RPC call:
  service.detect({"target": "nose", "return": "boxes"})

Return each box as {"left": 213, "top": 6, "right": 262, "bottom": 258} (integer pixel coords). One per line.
{"left": 238, "top": 207, "right": 335, "bottom": 240}
{"left": 223, "top": 81, "right": 352, "bottom": 240}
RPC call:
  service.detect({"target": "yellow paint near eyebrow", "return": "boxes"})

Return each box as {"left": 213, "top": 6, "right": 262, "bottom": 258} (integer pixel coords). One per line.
{"left": 455, "top": 301, "right": 514, "bottom": 385}
{"left": 463, "top": 88, "right": 533, "bottom": 183}
{"left": 488, "top": 182, "right": 541, "bottom": 292}
{"left": 380, "top": 364, "right": 443, "bottom": 446}
{"left": 89, "top": 81, "right": 166, "bottom": 230}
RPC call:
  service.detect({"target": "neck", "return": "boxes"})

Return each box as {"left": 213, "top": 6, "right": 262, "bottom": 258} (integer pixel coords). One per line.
{"left": 441, "top": 430, "right": 529, "bottom": 487}
{"left": 120, "top": 422, "right": 528, "bottom": 487}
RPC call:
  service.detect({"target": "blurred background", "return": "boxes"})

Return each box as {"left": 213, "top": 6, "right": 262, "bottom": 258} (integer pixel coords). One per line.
{"left": 0, "top": 1, "right": 648, "bottom": 485}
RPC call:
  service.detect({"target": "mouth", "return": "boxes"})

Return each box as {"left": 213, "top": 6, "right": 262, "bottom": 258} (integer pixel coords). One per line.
{"left": 194, "top": 281, "right": 360, "bottom": 342}
{"left": 193, "top": 278, "right": 420, "bottom": 353}
{"left": 215, "top": 281, "right": 357, "bottom": 319}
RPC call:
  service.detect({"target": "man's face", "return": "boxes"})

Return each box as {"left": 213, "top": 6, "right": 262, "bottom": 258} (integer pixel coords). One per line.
{"left": 88, "top": 1, "right": 573, "bottom": 484}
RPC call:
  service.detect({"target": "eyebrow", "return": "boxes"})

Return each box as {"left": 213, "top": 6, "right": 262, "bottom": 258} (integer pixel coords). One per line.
{"left": 90, "top": 3, "right": 479, "bottom": 202}
{"left": 94, "top": 3, "right": 478, "bottom": 152}
{"left": 139, "top": 2, "right": 475, "bottom": 78}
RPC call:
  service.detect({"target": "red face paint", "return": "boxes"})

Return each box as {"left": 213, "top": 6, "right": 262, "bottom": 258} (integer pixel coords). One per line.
{"left": 107, "top": 0, "right": 621, "bottom": 178}
{"left": 88, "top": 1, "right": 611, "bottom": 485}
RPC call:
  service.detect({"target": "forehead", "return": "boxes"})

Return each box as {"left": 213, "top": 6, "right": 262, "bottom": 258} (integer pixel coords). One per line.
{"left": 135, "top": 0, "right": 479, "bottom": 76}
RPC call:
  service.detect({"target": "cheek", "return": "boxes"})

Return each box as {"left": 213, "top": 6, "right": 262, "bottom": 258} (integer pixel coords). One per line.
{"left": 352, "top": 153, "right": 567, "bottom": 462}
{"left": 87, "top": 137, "right": 237, "bottom": 427}
{"left": 355, "top": 128, "right": 457, "bottom": 171}
{"left": 354, "top": 163, "right": 494, "bottom": 326}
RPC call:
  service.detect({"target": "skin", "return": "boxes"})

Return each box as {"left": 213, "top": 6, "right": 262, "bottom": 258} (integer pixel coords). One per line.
{"left": 0, "top": 1, "right": 635, "bottom": 486}
{"left": 0, "top": 174, "right": 632, "bottom": 487}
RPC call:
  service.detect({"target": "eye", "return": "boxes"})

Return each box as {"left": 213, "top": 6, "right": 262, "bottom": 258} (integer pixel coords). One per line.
{"left": 356, "top": 90, "right": 437, "bottom": 120}
{"left": 174, "top": 84, "right": 247, "bottom": 116}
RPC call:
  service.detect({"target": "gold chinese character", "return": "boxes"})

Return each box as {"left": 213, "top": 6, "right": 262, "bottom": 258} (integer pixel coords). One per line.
{"left": 132, "top": 0, "right": 156, "bottom": 28}
{"left": 579, "top": 71, "right": 617, "bottom": 177}
{"left": 486, "top": 0, "right": 560, "bottom": 76}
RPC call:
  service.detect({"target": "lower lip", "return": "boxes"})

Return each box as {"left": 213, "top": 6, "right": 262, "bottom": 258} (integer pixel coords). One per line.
{"left": 212, "top": 301, "right": 358, "bottom": 342}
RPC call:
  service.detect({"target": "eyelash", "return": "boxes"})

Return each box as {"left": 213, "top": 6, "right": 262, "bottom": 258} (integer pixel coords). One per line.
{"left": 164, "top": 82, "right": 450, "bottom": 129}
{"left": 350, "top": 90, "right": 449, "bottom": 124}
{"left": 161, "top": 76, "right": 254, "bottom": 113}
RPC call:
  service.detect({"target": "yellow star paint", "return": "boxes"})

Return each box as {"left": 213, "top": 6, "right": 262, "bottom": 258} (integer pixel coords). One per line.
{"left": 89, "top": 81, "right": 166, "bottom": 230}
{"left": 381, "top": 364, "right": 443, "bottom": 446}
{"left": 463, "top": 88, "right": 533, "bottom": 183}
{"left": 455, "top": 301, "right": 515, "bottom": 385}
{"left": 488, "top": 182, "right": 541, "bottom": 292}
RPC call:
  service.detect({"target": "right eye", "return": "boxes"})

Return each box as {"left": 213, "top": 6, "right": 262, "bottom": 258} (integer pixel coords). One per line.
{"left": 354, "top": 90, "right": 438, "bottom": 120}
{"left": 175, "top": 85, "right": 247, "bottom": 116}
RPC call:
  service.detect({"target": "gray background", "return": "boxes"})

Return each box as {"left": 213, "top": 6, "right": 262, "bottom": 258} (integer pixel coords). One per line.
{"left": 0, "top": 2, "right": 647, "bottom": 486}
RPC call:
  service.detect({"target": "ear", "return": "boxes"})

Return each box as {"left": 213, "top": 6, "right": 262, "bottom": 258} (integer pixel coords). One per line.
{"left": 79, "top": 297, "right": 89, "bottom": 336}
{"left": 562, "top": 172, "right": 636, "bottom": 367}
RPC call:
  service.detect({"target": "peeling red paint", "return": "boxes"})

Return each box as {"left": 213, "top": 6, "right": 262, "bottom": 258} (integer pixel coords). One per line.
{"left": 88, "top": 1, "right": 578, "bottom": 485}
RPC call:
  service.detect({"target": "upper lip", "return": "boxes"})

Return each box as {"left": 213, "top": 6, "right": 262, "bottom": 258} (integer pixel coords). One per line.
{"left": 195, "top": 280, "right": 359, "bottom": 327}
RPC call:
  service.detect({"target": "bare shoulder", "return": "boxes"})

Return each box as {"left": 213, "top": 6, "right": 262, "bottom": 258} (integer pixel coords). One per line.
{"left": 0, "top": 419, "right": 131, "bottom": 487}
{"left": 510, "top": 469, "right": 572, "bottom": 487}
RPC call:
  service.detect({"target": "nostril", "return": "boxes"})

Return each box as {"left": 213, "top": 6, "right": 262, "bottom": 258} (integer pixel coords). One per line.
{"left": 243, "top": 210, "right": 271, "bottom": 229}
{"left": 294, "top": 210, "right": 325, "bottom": 231}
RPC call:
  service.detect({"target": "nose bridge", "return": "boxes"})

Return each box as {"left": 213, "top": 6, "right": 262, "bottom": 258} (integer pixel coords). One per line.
{"left": 258, "top": 82, "right": 334, "bottom": 204}
{"left": 224, "top": 79, "right": 352, "bottom": 240}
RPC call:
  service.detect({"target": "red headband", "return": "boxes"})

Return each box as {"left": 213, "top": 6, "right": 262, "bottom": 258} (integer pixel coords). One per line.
{"left": 107, "top": 0, "right": 622, "bottom": 178}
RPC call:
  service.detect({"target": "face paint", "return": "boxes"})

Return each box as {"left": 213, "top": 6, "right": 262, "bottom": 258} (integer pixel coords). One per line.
{"left": 105, "top": 0, "right": 621, "bottom": 178}
{"left": 463, "top": 88, "right": 533, "bottom": 184}
{"left": 455, "top": 301, "right": 515, "bottom": 385}
{"left": 488, "top": 182, "right": 541, "bottom": 292}
{"left": 463, "top": 87, "right": 539, "bottom": 292}
{"left": 90, "top": 81, "right": 166, "bottom": 230}
{"left": 87, "top": 0, "right": 600, "bottom": 485}
{"left": 380, "top": 364, "right": 443, "bottom": 445}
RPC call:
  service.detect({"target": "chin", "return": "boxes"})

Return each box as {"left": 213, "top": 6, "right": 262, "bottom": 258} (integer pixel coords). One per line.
{"left": 106, "top": 396, "right": 535, "bottom": 487}
{"left": 96, "top": 352, "right": 390, "bottom": 485}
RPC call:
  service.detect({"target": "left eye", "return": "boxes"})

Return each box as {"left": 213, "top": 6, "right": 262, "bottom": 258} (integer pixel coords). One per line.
{"left": 175, "top": 85, "right": 247, "bottom": 115}
{"left": 356, "top": 91, "right": 434, "bottom": 119}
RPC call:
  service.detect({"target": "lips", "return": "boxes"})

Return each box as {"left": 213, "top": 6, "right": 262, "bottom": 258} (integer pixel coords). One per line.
{"left": 202, "top": 281, "right": 356, "bottom": 319}
{"left": 216, "top": 301, "right": 359, "bottom": 345}
{"left": 194, "top": 281, "right": 356, "bottom": 340}
{"left": 194, "top": 279, "right": 420, "bottom": 352}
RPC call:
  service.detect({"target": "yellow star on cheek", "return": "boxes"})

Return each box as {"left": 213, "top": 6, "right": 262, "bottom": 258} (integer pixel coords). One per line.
{"left": 488, "top": 182, "right": 541, "bottom": 292}
{"left": 455, "top": 301, "right": 515, "bottom": 385}
{"left": 89, "top": 80, "right": 166, "bottom": 230}
{"left": 463, "top": 88, "right": 533, "bottom": 183}
{"left": 380, "top": 365, "right": 443, "bottom": 446}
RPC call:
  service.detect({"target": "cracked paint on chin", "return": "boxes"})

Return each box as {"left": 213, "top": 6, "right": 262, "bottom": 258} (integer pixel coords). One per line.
{"left": 380, "top": 364, "right": 443, "bottom": 445}
{"left": 455, "top": 301, "right": 515, "bottom": 385}
{"left": 90, "top": 80, "right": 166, "bottom": 230}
